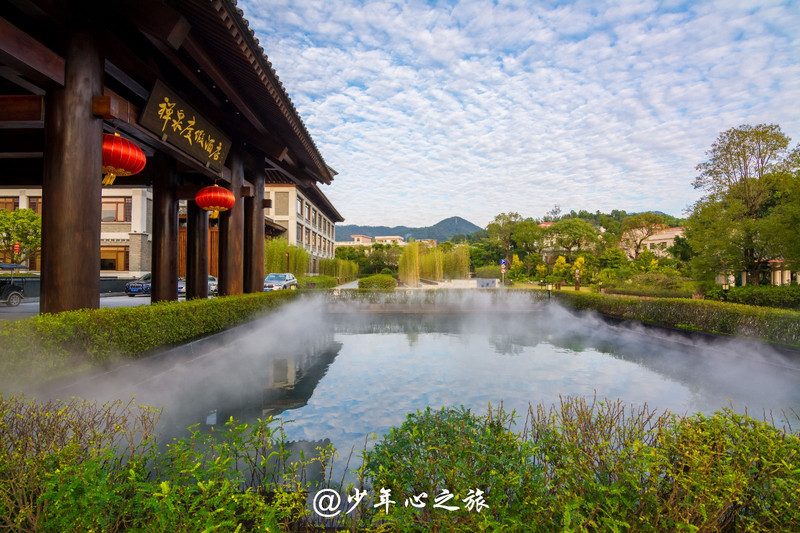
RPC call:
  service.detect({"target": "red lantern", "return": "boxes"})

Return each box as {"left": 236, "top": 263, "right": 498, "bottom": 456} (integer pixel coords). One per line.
{"left": 195, "top": 184, "right": 236, "bottom": 218}
{"left": 102, "top": 133, "right": 146, "bottom": 185}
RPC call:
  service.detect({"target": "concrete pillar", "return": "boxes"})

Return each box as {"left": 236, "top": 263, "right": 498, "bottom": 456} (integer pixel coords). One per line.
{"left": 41, "top": 18, "right": 103, "bottom": 313}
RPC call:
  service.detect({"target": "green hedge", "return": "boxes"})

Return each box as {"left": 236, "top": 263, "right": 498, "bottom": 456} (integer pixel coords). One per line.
{"left": 0, "top": 291, "right": 299, "bottom": 389}
{"left": 297, "top": 275, "right": 338, "bottom": 289}
{"left": 715, "top": 284, "right": 800, "bottom": 309}
{"left": 555, "top": 291, "right": 800, "bottom": 347}
{"left": 357, "top": 274, "right": 397, "bottom": 290}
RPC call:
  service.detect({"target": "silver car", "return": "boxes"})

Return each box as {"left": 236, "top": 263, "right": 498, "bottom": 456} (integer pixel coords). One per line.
{"left": 263, "top": 273, "right": 297, "bottom": 291}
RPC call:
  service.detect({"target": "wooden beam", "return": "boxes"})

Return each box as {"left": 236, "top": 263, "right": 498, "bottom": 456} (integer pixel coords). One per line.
{"left": 0, "top": 95, "right": 44, "bottom": 121}
{"left": 182, "top": 34, "right": 269, "bottom": 137}
{"left": 93, "top": 93, "right": 137, "bottom": 121}
{"left": 262, "top": 199, "right": 272, "bottom": 209}
{"left": 241, "top": 185, "right": 253, "bottom": 198}
{"left": 0, "top": 16, "right": 64, "bottom": 86}
{"left": 114, "top": 0, "right": 191, "bottom": 50}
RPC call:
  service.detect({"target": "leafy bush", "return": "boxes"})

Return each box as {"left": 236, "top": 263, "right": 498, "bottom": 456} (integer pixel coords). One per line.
{"left": 358, "top": 274, "right": 397, "bottom": 290}
{"left": 363, "top": 405, "right": 536, "bottom": 531}
{"left": 554, "top": 291, "right": 800, "bottom": 347}
{"left": 297, "top": 275, "right": 338, "bottom": 289}
{"left": 475, "top": 265, "right": 502, "bottom": 279}
{"left": 713, "top": 284, "right": 800, "bottom": 309}
{"left": 361, "top": 398, "right": 800, "bottom": 532}
{"left": 0, "top": 395, "right": 331, "bottom": 532}
{"left": 0, "top": 291, "right": 299, "bottom": 389}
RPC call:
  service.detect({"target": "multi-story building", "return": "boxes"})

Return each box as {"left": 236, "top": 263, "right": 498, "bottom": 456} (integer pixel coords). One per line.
{"left": 1, "top": 187, "right": 152, "bottom": 276}
{"left": 264, "top": 180, "right": 342, "bottom": 273}
{"left": 3, "top": 182, "right": 342, "bottom": 277}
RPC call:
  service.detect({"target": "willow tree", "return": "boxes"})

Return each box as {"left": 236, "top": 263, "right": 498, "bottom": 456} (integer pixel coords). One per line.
{"left": 442, "top": 244, "right": 470, "bottom": 279}
{"left": 264, "top": 237, "right": 309, "bottom": 276}
{"left": 398, "top": 241, "right": 420, "bottom": 287}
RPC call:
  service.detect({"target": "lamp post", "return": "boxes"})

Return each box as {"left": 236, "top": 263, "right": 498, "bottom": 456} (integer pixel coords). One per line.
{"left": 722, "top": 282, "right": 730, "bottom": 302}
{"left": 546, "top": 282, "right": 553, "bottom": 300}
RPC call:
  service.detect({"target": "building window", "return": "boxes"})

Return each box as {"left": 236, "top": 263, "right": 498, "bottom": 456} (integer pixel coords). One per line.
{"left": 102, "top": 197, "right": 132, "bottom": 222}
{"left": 296, "top": 223, "right": 303, "bottom": 245}
{"left": 28, "top": 197, "right": 42, "bottom": 215}
{"left": 297, "top": 198, "right": 303, "bottom": 216}
{"left": 0, "top": 197, "right": 19, "bottom": 212}
{"left": 305, "top": 227, "right": 310, "bottom": 245}
{"left": 100, "top": 246, "right": 129, "bottom": 271}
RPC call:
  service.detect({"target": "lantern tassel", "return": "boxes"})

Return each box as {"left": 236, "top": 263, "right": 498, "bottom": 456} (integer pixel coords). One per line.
{"left": 102, "top": 173, "right": 116, "bottom": 186}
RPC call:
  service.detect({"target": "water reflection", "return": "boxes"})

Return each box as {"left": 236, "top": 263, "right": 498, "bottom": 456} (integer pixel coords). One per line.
{"left": 35, "top": 296, "right": 800, "bottom": 482}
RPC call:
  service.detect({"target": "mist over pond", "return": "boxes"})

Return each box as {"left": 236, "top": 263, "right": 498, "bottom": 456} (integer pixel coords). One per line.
{"left": 40, "top": 292, "right": 800, "bottom": 466}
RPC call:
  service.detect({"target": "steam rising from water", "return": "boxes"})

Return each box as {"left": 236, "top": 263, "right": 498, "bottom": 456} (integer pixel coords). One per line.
{"left": 32, "top": 292, "right": 800, "bottom": 454}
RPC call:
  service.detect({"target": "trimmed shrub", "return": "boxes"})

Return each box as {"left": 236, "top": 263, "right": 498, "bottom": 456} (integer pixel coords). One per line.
{"left": 554, "top": 291, "right": 800, "bottom": 347}
{"left": 358, "top": 274, "right": 397, "bottom": 290}
{"left": 0, "top": 291, "right": 299, "bottom": 389}
{"left": 718, "top": 284, "right": 800, "bottom": 309}
{"left": 475, "top": 265, "right": 502, "bottom": 279}
{"left": 297, "top": 275, "right": 338, "bottom": 289}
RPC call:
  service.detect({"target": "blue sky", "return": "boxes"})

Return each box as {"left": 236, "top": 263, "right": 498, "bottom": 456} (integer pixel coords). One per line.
{"left": 240, "top": 0, "right": 800, "bottom": 228}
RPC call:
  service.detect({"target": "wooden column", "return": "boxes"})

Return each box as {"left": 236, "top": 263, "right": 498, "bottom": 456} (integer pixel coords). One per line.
{"left": 41, "top": 20, "right": 103, "bottom": 313}
{"left": 186, "top": 201, "right": 209, "bottom": 299}
{"left": 219, "top": 150, "right": 244, "bottom": 295}
{"left": 244, "top": 171, "right": 265, "bottom": 293}
{"left": 151, "top": 155, "right": 178, "bottom": 302}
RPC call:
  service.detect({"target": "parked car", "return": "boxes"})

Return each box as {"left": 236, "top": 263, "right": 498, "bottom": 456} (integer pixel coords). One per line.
{"left": 125, "top": 273, "right": 151, "bottom": 297}
{"left": 263, "top": 273, "right": 297, "bottom": 291}
{"left": 0, "top": 263, "right": 26, "bottom": 307}
{"left": 178, "top": 276, "right": 218, "bottom": 296}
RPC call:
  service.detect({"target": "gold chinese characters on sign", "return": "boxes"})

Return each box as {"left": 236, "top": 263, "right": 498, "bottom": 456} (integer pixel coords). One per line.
{"left": 140, "top": 80, "right": 231, "bottom": 172}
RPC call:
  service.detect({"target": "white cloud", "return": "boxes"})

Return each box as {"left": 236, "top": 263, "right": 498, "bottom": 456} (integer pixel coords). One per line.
{"left": 241, "top": 0, "right": 800, "bottom": 227}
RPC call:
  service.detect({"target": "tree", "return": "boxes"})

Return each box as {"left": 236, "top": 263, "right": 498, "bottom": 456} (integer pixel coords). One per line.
{"left": 486, "top": 212, "right": 522, "bottom": 267}
{"left": 0, "top": 208, "right": 41, "bottom": 264}
{"left": 620, "top": 212, "right": 665, "bottom": 259}
{"left": 511, "top": 219, "right": 546, "bottom": 259}
{"left": 687, "top": 124, "right": 798, "bottom": 284}
{"left": 547, "top": 218, "right": 598, "bottom": 263}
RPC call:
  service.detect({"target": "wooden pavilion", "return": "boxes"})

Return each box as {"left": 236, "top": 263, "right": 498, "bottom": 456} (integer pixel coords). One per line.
{"left": 0, "top": 0, "right": 339, "bottom": 312}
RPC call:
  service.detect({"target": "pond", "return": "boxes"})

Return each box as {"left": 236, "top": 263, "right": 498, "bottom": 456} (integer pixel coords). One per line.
{"left": 44, "top": 292, "right": 800, "bottom": 477}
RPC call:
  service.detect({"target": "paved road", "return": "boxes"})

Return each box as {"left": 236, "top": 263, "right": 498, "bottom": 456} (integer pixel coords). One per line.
{"left": 0, "top": 294, "right": 160, "bottom": 321}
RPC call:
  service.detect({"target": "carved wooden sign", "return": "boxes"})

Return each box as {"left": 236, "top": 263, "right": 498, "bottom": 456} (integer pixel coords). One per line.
{"left": 141, "top": 80, "right": 231, "bottom": 171}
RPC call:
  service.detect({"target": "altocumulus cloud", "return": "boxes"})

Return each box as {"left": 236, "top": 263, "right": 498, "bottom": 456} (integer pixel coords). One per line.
{"left": 240, "top": 0, "right": 800, "bottom": 227}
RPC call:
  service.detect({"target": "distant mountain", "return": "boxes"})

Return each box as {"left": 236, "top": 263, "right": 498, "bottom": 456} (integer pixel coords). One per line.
{"left": 335, "top": 216, "right": 482, "bottom": 243}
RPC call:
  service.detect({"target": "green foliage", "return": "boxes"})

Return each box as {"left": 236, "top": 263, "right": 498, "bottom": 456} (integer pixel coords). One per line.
{"left": 363, "top": 405, "right": 538, "bottom": 531}
{"left": 358, "top": 274, "right": 398, "bottom": 290}
{"left": 687, "top": 124, "right": 799, "bottom": 283}
{"left": 297, "top": 275, "right": 338, "bottom": 289}
{"left": 555, "top": 291, "right": 800, "bottom": 347}
{"left": 0, "top": 291, "right": 299, "bottom": 390}
{"left": 319, "top": 257, "right": 358, "bottom": 284}
{"left": 0, "top": 208, "right": 41, "bottom": 264}
{"left": 264, "top": 237, "right": 309, "bottom": 277}
{"left": 398, "top": 241, "right": 420, "bottom": 286}
{"left": 3, "top": 395, "right": 799, "bottom": 532}
{"left": 474, "top": 265, "right": 501, "bottom": 279}
{"left": 362, "top": 399, "right": 800, "bottom": 532}
{"left": 0, "top": 396, "right": 330, "bottom": 532}
{"left": 712, "top": 284, "right": 800, "bottom": 309}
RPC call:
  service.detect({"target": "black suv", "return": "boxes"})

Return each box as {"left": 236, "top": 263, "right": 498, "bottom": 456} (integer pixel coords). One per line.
{"left": 125, "top": 273, "right": 152, "bottom": 297}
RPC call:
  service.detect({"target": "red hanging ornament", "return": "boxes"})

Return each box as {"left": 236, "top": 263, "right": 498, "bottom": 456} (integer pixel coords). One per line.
{"left": 195, "top": 184, "right": 236, "bottom": 218}
{"left": 102, "top": 133, "right": 146, "bottom": 186}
